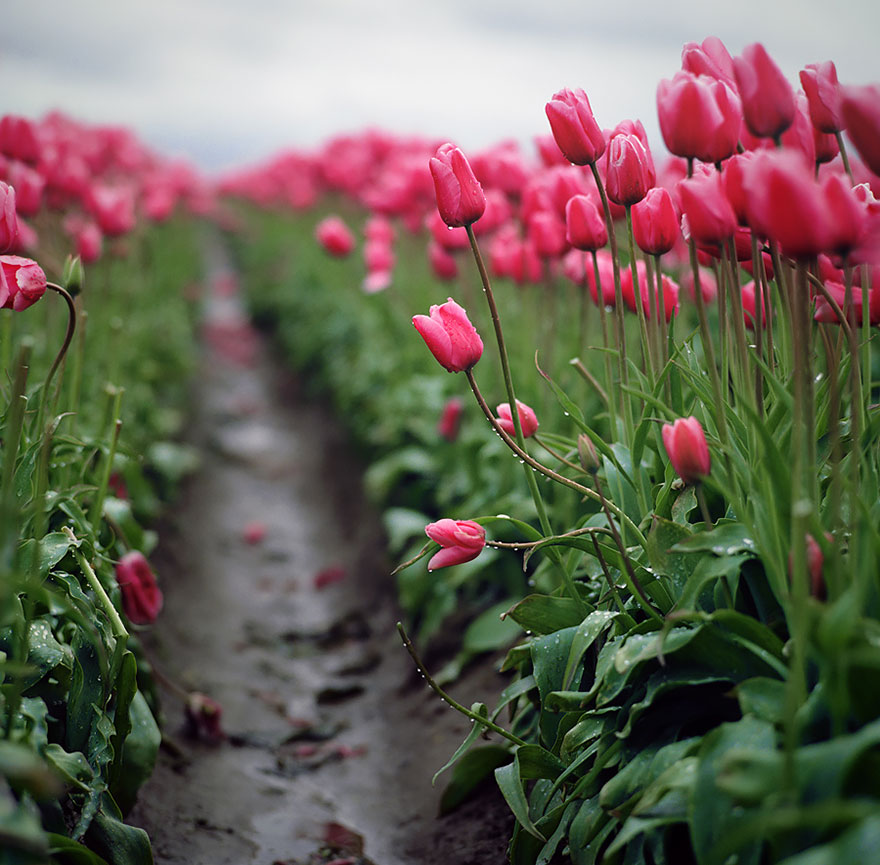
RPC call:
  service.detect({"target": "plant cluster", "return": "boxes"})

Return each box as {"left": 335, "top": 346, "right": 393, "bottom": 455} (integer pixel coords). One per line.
{"left": 224, "top": 37, "right": 880, "bottom": 864}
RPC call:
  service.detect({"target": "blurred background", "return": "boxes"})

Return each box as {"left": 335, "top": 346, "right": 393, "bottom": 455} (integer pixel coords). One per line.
{"left": 4, "top": 0, "right": 878, "bottom": 172}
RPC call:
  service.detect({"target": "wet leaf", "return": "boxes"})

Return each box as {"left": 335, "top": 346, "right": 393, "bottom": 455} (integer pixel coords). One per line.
{"left": 439, "top": 744, "right": 509, "bottom": 815}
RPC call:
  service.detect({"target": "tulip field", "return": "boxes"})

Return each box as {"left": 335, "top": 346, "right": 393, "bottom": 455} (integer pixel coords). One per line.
{"left": 3, "top": 34, "right": 880, "bottom": 865}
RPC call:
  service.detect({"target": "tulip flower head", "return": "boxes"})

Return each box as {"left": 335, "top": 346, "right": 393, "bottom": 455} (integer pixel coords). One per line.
{"left": 115, "top": 551, "right": 163, "bottom": 625}
{"left": 0, "top": 255, "right": 47, "bottom": 311}
{"left": 437, "top": 396, "right": 464, "bottom": 441}
{"left": 413, "top": 298, "right": 483, "bottom": 373}
{"left": 604, "top": 133, "right": 653, "bottom": 206}
{"left": 662, "top": 416, "right": 711, "bottom": 485}
{"left": 733, "top": 43, "right": 796, "bottom": 139}
{"left": 841, "top": 85, "right": 880, "bottom": 177}
{"left": 632, "top": 187, "right": 678, "bottom": 255}
{"left": 545, "top": 88, "right": 606, "bottom": 166}
{"left": 315, "top": 215, "right": 355, "bottom": 257}
{"left": 495, "top": 399, "right": 539, "bottom": 438}
{"left": 799, "top": 62, "right": 843, "bottom": 133}
{"left": 0, "top": 182, "right": 20, "bottom": 253}
{"left": 424, "top": 519, "right": 486, "bottom": 570}
{"left": 429, "top": 143, "right": 486, "bottom": 228}
{"left": 565, "top": 194, "right": 607, "bottom": 251}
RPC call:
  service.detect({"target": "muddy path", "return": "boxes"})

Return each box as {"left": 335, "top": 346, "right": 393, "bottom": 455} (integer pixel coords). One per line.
{"left": 127, "top": 251, "right": 513, "bottom": 864}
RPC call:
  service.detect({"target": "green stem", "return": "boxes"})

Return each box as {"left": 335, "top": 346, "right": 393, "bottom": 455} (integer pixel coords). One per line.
{"left": 37, "top": 283, "right": 77, "bottom": 433}
{"left": 397, "top": 622, "right": 527, "bottom": 748}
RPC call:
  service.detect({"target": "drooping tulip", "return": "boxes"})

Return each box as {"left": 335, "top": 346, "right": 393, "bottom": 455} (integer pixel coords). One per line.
{"left": 424, "top": 519, "right": 486, "bottom": 570}
{"left": 0, "top": 254, "right": 46, "bottom": 311}
{"left": 662, "top": 416, "right": 711, "bottom": 484}
{"left": 413, "top": 298, "right": 483, "bottom": 373}
{"left": 115, "top": 551, "right": 164, "bottom": 625}
{"left": 494, "top": 399, "right": 539, "bottom": 438}
{"left": 429, "top": 144, "right": 486, "bottom": 228}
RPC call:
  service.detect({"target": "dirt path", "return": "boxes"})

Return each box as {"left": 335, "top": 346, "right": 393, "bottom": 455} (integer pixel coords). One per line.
{"left": 127, "top": 250, "right": 512, "bottom": 864}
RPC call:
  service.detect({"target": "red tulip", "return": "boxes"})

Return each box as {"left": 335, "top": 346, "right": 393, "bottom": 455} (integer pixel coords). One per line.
{"left": 495, "top": 399, "right": 539, "bottom": 438}
{"left": 632, "top": 187, "right": 678, "bottom": 255}
{"left": 840, "top": 85, "right": 880, "bottom": 177}
{"left": 733, "top": 43, "right": 796, "bottom": 139}
{"left": 424, "top": 519, "right": 486, "bottom": 570}
{"left": 565, "top": 194, "right": 607, "bottom": 251}
{"left": 662, "top": 416, "right": 711, "bottom": 484}
{"left": 799, "top": 62, "right": 843, "bottom": 133}
{"left": 315, "top": 215, "right": 355, "bottom": 257}
{"left": 545, "top": 88, "right": 606, "bottom": 166}
{"left": 437, "top": 397, "right": 464, "bottom": 441}
{"left": 0, "top": 255, "right": 46, "bottom": 311}
{"left": 413, "top": 298, "right": 483, "bottom": 373}
{"left": 115, "top": 551, "right": 163, "bottom": 625}
{"left": 429, "top": 143, "right": 485, "bottom": 228}
{"left": 605, "top": 133, "right": 653, "bottom": 206}
{"left": 657, "top": 71, "right": 742, "bottom": 163}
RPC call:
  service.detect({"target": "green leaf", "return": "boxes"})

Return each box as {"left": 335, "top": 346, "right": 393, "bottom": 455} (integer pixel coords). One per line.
{"left": 562, "top": 610, "right": 620, "bottom": 690}
{"left": 671, "top": 520, "right": 757, "bottom": 556}
{"left": 438, "top": 744, "right": 509, "bottom": 815}
{"left": 432, "top": 702, "right": 490, "bottom": 785}
{"left": 496, "top": 759, "right": 546, "bottom": 841}
{"left": 0, "top": 741, "right": 64, "bottom": 800}
{"left": 462, "top": 600, "right": 523, "bottom": 653}
{"left": 516, "top": 744, "right": 566, "bottom": 781}
{"left": 47, "top": 833, "right": 111, "bottom": 865}
{"left": 646, "top": 515, "right": 696, "bottom": 594}
{"left": 84, "top": 795, "right": 154, "bottom": 865}
{"left": 504, "top": 594, "right": 586, "bottom": 636}
{"left": 735, "top": 677, "right": 787, "bottom": 724}
{"left": 775, "top": 816, "right": 880, "bottom": 865}
{"left": 17, "top": 532, "right": 78, "bottom": 580}
{"left": 44, "top": 744, "right": 95, "bottom": 791}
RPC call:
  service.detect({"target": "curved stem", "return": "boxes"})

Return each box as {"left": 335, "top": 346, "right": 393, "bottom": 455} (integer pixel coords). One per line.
{"left": 397, "top": 622, "right": 527, "bottom": 748}
{"left": 465, "top": 369, "right": 647, "bottom": 548}
{"left": 38, "top": 283, "right": 77, "bottom": 431}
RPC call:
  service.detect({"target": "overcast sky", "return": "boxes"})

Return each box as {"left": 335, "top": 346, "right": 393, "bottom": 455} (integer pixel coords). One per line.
{"left": 3, "top": 1, "right": 878, "bottom": 174}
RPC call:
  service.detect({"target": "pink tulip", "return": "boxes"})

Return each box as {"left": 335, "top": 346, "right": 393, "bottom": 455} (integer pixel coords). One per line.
{"left": 681, "top": 37, "right": 737, "bottom": 89}
{"left": 428, "top": 241, "right": 458, "bottom": 281}
{"left": 799, "top": 62, "right": 843, "bottom": 133}
{"left": 115, "top": 551, "right": 163, "bottom": 625}
{"left": 604, "top": 133, "right": 653, "bottom": 206}
{"left": 0, "top": 255, "right": 46, "bottom": 311}
{"left": 495, "top": 399, "right": 539, "bottom": 438}
{"left": 527, "top": 209, "right": 568, "bottom": 259}
{"left": 424, "top": 519, "right": 486, "bottom": 570}
{"left": 0, "top": 182, "right": 19, "bottom": 253}
{"left": 315, "top": 215, "right": 355, "bottom": 257}
{"left": 545, "top": 88, "right": 606, "bottom": 166}
{"left": 841, "top": 85, "right": 880, "bottom": 177}
{"left": 6, "top": 162, "right": 44, "bottom": 218}
{"left": 632, "top": 187, "right": 678, "bottom": 255}
{"left": 0, "top": 115, "right": 41, "bottom": 164}
{"left": 566, "top": 194, "right": 607, "bottom": 251}
{"left": 437, "top": 397, "right": 464, "bottom": 441}
{"left": 733, "top": 43, "right": 796, "bottom": 139}
{"left": 429, "top": 143, "right": 486, "bottom": 228}
{"left": 413, "top": 298, "right": 483, "bottom": 373}
{"left": 677, "top": 168, "right": 737, "bottom": 247}
{"left": 662, "top": 416, "right": 711, "bottom": 484}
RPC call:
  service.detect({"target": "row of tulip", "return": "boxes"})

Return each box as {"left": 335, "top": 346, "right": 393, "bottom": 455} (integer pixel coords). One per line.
{"left": 0, "top": 112, "right": 211, "bottom": 864}
{"left": 224, "top": 35, "right": 880, "bottom": 865}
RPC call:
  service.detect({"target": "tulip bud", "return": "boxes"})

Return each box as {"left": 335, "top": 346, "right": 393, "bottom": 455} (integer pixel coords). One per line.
{"left": 0, "top": 255, "right": 47, "bottom": 311}
{"left": 840, "top": 85, "right": 880, "bottom": 177}
{"left": 577, "top": 434, "right": 600, "bottom": 474}
{"left": 495, "top": 399, "right": 539, "bottom": 438}
{"left": 661, "top": 416, "right": 711, "bottom": 484}
{"left": 62, "top": 254, "right": 84, "bottom": 296}
{"left": 632, "top": 187, "right": 678, "bottom": 255}
{"left": 565, "top": 194, "right": 607, "bottom": 252}
{"left": 412, "top": 298, "right": 483, "bottom": 373}
{"left": 429, "top": 144, "right": 485, "bottom": 228}
{"left": 604, "top": 134, "right": 653, "bottom": 206}
{"left": 424, "top": 519, "right": 486, "bottom": 570}
{"left": 0, "top": 181, "right": 19, "bottom": 253}
{"left": 677, "top": 168, "right": 737, "bottom": 247}
{"left": 799, "top": 61, "right": 843, "bottom": 133}
{"left": 115, "top": 551, "right": 163, "bottom": 625}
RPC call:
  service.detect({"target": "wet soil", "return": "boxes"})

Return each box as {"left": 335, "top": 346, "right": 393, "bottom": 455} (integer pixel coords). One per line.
{"left": 127, "top": 256, "right": 513, "bottom": 864}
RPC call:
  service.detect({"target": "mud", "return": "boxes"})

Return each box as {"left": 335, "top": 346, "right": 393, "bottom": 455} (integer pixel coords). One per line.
{"left": 127, "top": 255, "right": 513, "bottom": 864}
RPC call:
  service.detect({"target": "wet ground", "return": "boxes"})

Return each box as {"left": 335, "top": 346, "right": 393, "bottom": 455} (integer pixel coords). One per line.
{"left": 127, "top": 254, "right": 513, "bottom": 864}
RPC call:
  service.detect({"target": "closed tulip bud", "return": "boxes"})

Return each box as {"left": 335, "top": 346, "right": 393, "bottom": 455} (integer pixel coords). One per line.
{"left": 677, "top": 168, "right": 737, "bottom": 246}
{"left": 115, "top": 551, "right": 163, "bottom": 625}
{"left": 0, "top": 255, "right": 46, "bottom": 311}
{"left": 62, "top": 254, "right": 84, "bottom": 296}
{"left": 0, "top": 115, "right": 41, "bottom": 164}
{"left": 605, "top": 134, "right": 653, "bottom": 206}
{"left": 495, "top": 399, "right": 539, "bottom": 438}
{"left": 565, "top": 194, "right": 607, "bottom": 251}
{"left": 0, "top": 181, "right": 19, "bottom": 253}
{"left": 545, "top": 88, "right": 606, "bottom": 166}
{"left": 632, "top": 187, "right": 678, "bottom": 255}
{"left": 413, "top": 298, "right": 483, "bottom": 373}
{"left": 662, "top": 416, "right": 711, "bottom": 484}
{"left": 733, "top": 43, "right": 796, "bottom": 139}
{"left": 840, "top": 85, "right": 880, "bottom": 177}
{"left": 577, "top": 434, "right": 600, "bottom": 474}
{"left": 527, "top": 209, "right": 568, "bottom": 259}
{"left": 657, "top": 72, "right": 742, "bottom": 164}
{"left": 315, "top": 215, "right": 355, "bottom": 257}
{"left": 799, "top": 62, "right": 843, "bottom": 133}
{"left": 437, "top": 397, "right": 464, "bottom": 441}
{"left": 424, "top": 519, "right": 486, "bottom": 570}
{"left": 681, "top": 36, "right": 737, "bottom": 89}
{"left": 429, "top": 144, "right": 486, "bottom": 228}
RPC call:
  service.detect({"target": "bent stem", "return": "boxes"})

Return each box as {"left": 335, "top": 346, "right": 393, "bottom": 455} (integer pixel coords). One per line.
{"left": 397, "top": 622, "right": 527, "bottom": 748}
{"left": 38, "top": 282, "right": 77, "bottom": 432}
